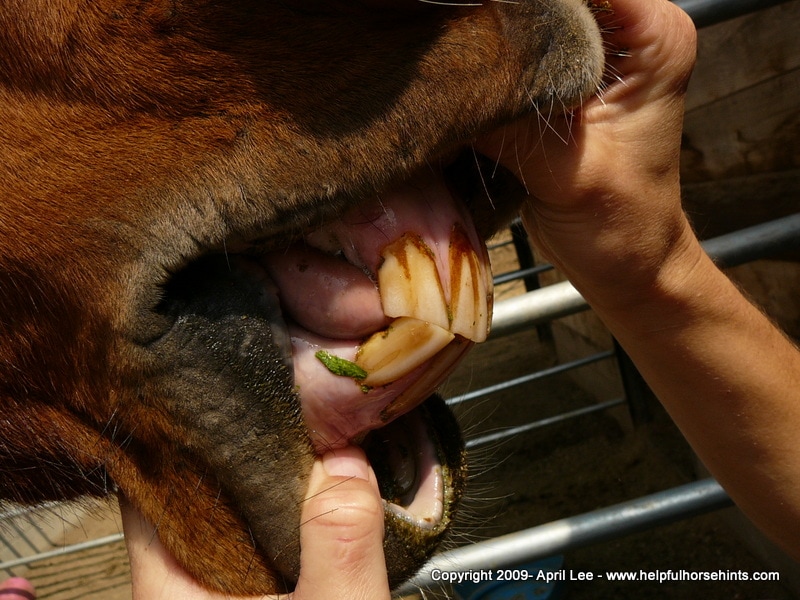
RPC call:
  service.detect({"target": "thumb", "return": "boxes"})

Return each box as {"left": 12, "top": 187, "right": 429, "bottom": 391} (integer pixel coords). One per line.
{"left": 292, "top": 446, "right": 390, "bottom": 600}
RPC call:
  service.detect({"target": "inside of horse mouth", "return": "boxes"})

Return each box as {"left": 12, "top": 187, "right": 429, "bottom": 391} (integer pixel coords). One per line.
{"left": 156, "top": 149, "right": 490, "bottom": 527}
{"left": 361, "top": 401, "right": 447, "bottom": 529}
{"left": 259, "top": 153, "right": 483, "bottom": 527}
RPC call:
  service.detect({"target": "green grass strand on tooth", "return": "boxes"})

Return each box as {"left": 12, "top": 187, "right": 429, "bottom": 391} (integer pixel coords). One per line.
{"left": 315, "top": 350, "right": 369, "bottom": 380}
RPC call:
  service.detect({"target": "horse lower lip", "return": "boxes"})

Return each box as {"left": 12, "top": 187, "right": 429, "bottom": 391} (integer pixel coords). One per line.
{"left": 363, "top": 405, "right": 445, "bottom": 528}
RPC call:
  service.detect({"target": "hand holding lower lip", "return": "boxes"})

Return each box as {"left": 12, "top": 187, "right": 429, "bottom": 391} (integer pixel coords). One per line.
{"left": 121, "top": 446, "right": 390, "bottom": 600}
{"left": 291, "top": 447, "right": 390, "bottom": 600}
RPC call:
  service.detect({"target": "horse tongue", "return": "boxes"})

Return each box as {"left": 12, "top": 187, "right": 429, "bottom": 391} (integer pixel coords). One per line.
{"left": 264, "top": 169, "right": 493, "bottom": 451}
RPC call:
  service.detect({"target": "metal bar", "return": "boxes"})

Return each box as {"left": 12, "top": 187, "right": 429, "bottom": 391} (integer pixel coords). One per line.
{"left": 490, "top": 280, "right": 587, "bottom": 339}
{"left": 614, "top": 339, "right": 653, "bottom": 426}
{"left": 702, "top": 212, "right": 800, "bottom": 269}
{"left": 7, "top": 522, "right": 39, "bottom": 557}
{"left": 396, "top": 478, "right": 732, "bottom": 595}
{"left": 489, "top": 213, "right": 800, "bottom": 339}
{"left": 675, "top": 0, "right": 795, "bottom": 28}
{"left": 465, "top": 398, "right": 625, "bottom": 450}
{"left": 509, "top": 220, "right": 540, "bottom": 293}
{"left": 493, "top": 263, "right": 553, "bottom": 287}
{"left": 0, "top": 533, "right": 125, "bottom": 572}
{"left": 0, "top": 502, "right": 62, "bottom": 522}
{"left": 447, "top": 351, "right": 615, "bottom": 407}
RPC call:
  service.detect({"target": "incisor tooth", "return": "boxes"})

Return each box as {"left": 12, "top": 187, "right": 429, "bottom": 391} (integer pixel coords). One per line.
{"left": 355, "top": 317, "right": 455, "bottom": 387}
{"left": 377, "top": 225, "right": 492, "bottom": 347}
{"left": 378, "top": 234, "right": 450, "bottom": 332}
{"left": 448, "top": 224, "right": 491, "bottom": 342}
{"left": 380, "top": 338, "right": 472, "bottom": 422}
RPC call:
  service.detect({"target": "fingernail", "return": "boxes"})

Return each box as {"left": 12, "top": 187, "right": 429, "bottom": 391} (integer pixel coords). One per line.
{"left": 321, "top": 447, "right": 370, "bottom": 481}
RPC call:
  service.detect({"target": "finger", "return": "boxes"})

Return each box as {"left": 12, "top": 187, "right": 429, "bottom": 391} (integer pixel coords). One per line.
{"left": 0, "top": 578, "right": 36, "bottom": 600}
{"left": 592, "top": 0, "right": 697, "bottom": 109}
{"left": 477, "top": 0, "right": 696, "bottom": 172}
{"left": 292, "top": 447, "right": 390, "bottom": 600}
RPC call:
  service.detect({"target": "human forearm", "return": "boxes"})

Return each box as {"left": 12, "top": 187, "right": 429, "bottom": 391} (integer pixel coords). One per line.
{"left": 525, "top": 166, "right": 800, "bottom": 557}
{"left": 584, "top": 236, "right": 800, "bottom": 559}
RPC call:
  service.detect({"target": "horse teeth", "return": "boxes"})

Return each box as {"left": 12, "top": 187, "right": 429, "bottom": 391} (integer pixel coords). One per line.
{"left": 448, "top": 224, "right": 491, "bottom": 342}
{"left": 378, "top": 233, "right": 450, "bottom": 332}
{"left": 355, "top": 317, "right": 454, "bottom": 387}
{"left": 354, "top": 225, "right": 492, "bottom": 387}
{"left": 380, "top": 339, "right": 471, "bottom": 422}
{"left": 377, "top": 229, "right": 492, "bottom": 344}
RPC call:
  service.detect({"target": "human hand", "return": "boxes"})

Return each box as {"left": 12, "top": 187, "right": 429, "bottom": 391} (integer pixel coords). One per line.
{"left": 0, "top": 577, "right": 35, "bottom": 600}
{"left": 476, "top": 0, "right": 800, "bottom": 562}
{"left": 121, "top": 446, "right": 390, "bottom": 600}
{"left": 477, "top": 0, "right": 699, "bottom": 314}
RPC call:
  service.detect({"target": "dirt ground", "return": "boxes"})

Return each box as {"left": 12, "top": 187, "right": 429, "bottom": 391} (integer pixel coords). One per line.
{"left": 4, "top": 230, "right": 799, "bottom": 599}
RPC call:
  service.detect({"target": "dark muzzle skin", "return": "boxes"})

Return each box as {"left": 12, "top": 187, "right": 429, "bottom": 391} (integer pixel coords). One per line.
{"left": 0, "top": 0, "right": 604, "bottom": 594}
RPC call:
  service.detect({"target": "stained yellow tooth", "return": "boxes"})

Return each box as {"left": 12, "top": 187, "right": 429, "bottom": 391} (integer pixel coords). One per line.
{"left": 378, "top": 234, "right": 450, "bottom": 332}
{"left": 378, "top": 225, "right": 492, "bottom": 347}
{"left": 448, "top": 224, "right": 491, "bottom": 342}
{"left": 380, "top": 338, "right": 472, "bottom": 422}
{"left": 355, "top": 317, "right": 455, "bottom": 387}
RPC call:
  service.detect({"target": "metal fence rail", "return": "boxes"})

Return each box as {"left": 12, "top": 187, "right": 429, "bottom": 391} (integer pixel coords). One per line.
{"left": 490, "top": 213, "right": 800, "bottom": 339}
{"left": 674, "top": 0, "right": 795, "bottom": 28}
{"left": 396, "top": 479, "right": 732, "bottom": 595}
{"left": 1, "top": 505, "right": 60, "bottom": 576}
{"left": 0, "top": 503, "right": 125, "bottom": 575}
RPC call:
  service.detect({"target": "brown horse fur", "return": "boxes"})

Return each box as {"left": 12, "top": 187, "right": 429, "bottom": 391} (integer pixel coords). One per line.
{"left": 0, "top": 0, "right": 604, "bottom": 594}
